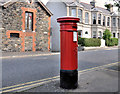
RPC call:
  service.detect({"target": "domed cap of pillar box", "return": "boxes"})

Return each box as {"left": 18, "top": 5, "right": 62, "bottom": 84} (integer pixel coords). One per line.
{"left": 57, "top": 16, "right": 80, "bottom": 23}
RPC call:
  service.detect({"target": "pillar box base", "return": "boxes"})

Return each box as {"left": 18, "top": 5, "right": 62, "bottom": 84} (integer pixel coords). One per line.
{"left": 60, "top": 70, "right": 78, "bottom": 89}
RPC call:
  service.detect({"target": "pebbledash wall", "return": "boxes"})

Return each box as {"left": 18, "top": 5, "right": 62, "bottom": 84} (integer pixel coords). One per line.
{"left": 1, "top": 1, "right": 52, "bottom": 52}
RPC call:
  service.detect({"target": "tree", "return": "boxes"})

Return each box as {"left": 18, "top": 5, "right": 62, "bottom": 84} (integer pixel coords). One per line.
{"left": 103, "top": 29, "right": 112, "bottom": 46}
{"left": 105, "top": 4, "right": 113, "bottom": 11}
{"left": 113, "top": 0, "right": 120, "bottom": 11}
{"left": 105, "top": 0, "right": 120, "bottom": 11}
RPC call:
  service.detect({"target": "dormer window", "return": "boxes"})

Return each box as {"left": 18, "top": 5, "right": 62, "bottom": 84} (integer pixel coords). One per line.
{"left": 70, "top": 8, "right": 77, "bottom": 17}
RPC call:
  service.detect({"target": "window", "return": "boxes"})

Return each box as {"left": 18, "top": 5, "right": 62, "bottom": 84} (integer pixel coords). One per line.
{"left": 78, "top": 30, "right": 82, "bottom": 38}
{"left": 93, "top": 31, "right": 96, "bottom": 38}
{"left": 107, "top": 17, "right": 110, "bottom": 26}
{"left": 113, "top": 33, "right": 116, "bottom": 37}
{"left": 10, "top": 33, "right": 19, "bottom": 38}
{"left": 25, "top": 12, "right": 33, "bottom": 31}
{"left": 78, "top": 9, "right": 82, "bottom": 22}
{"left": 85, "top": 31, "right": 88, "bottom": 34}
{"left": 92, "top": 13, "right": 97, "bottom": 24}
{"left": 98, "top": 31, "right": 102, "bottom": 39}
{"left": 85, "top": 12, "right": 89, "bottom": 24}
{"left": 118, "top": 18, "right": 120, "bottom": 28}
{"left": 112, "top": 18, "right": 116, "bottom": 27}
{"left": 98, "top": 14, "right": 101, "bottom": 25}
{"left": 103, "top": 16, "right": 106, "bottom": 26}
{"left": 71, "top": 8, "right": 76, "bottom": 17}
{"left": 118, "top": 33, "right": 119, "bottom": 38}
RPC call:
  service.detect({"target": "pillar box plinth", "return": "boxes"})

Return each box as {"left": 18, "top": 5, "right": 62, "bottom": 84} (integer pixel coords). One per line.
{"left": 57, "top": 17, "right": 80, "bottom": 89}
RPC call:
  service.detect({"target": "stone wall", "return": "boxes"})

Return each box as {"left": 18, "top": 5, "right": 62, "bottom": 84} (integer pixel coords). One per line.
{"left": 2, "top": 2, "right": 50, "bottom": 52}
{"left": 35, "top": 3, "right": 49, "bottom": 51}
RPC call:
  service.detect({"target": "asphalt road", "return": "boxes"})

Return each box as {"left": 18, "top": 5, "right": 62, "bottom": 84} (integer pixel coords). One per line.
{"left": 2, "top": 49, "right": 119, "bottom": 88}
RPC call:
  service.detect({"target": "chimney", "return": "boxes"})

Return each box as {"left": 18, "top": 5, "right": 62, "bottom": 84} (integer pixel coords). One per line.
{"left": 90, "top": 0, "right": 96, "bottom": 8}
{"left": 110, "top": 6, "right": 113, "bottom": 12}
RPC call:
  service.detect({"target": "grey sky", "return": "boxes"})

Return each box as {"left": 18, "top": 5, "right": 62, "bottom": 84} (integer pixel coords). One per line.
{"left": 41, "top": 0, "right": 113, "bottom": 8}
{"left": 41, "top": 0, "right": 118, "bottom": 13}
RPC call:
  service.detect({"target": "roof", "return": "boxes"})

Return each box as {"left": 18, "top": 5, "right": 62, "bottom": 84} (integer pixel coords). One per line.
{"left": 64, "top": 1, "right": 84, "bottom": 7}
{"left": 111, "top": 13, "right": 118, "bottom": 17}
{"left": 0, "top": 0, "right": 53, "bottom": 16}
{"left": 64, "top": 1, "right": 111, "bottom": 15}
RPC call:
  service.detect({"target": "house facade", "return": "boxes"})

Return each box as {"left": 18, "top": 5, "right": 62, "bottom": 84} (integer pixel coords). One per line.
{"left": 46, "top": 0, "right": 120, "bottom": 52}
{"left": 0, "top": 0, "right": 52, "bottom": 52}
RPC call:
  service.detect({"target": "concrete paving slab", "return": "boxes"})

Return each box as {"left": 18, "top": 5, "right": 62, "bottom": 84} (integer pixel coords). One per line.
{"left": 23, "top": 68, "right": 118, "bottom": 92}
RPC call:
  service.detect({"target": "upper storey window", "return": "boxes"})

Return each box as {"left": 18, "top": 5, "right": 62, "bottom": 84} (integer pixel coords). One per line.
{"left": 112, "top": 18, "right": 116, "bottom": 27}
{"left": 118, "top": 18, "right": 120, "bottom": 28}
{"left": 107, "top": 17, "right": 110, "bottom": 26}
{"left": 92, "top": 13, "right": 97, "bottom": 24}
{"left": 103, "top": 16, "right": 106, "bottom": 26}
{"left": 25, "top": 12, "right": 33, "bottom": 31}
{"left": 78, "top": 9, "right": 83, "bottom": 22}
{"left": 85, "top": 12, "right": 89, "bottom": 24}
{"left": 70, "top": 8, "right": 76, "bottom": 17}
{"left": 98, "top": 14, "right": 101, "bottom": 25}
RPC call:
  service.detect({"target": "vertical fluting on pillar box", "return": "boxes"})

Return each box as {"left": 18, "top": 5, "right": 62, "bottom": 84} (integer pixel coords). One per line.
{"left": 57, "top": 17, "right": 80, "bottom": 89}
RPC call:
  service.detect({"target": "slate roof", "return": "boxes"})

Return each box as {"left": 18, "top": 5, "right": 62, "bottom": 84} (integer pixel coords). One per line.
{"left": 111, "top": 12, "right": 118, "bottom": 16}
{"left": 0, "top": 0, "right": 8, "bottom": 5}
{"left": 65, "top": 1, "right": 84, "bottom": 7}
{"left": 0, "top": 0, "right": 53, "bottom": 16}
{"left": 64, "top": 1, "right": 112, "bottom": 15}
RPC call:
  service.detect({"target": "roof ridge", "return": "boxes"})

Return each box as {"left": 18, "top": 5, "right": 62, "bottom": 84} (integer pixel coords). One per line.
{"left": 80, "top": 1, "right": 107, "bottom": 10}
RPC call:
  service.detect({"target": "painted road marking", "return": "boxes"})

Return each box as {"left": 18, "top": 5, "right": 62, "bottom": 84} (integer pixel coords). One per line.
{"left": 102, "top": 68, "right": 119, "bottom": 72}
{"left": 1, "top": 53, "right": 60, "bottom": 59}
{"left": 1, "top": 62, "right": 119, "bottom": 93}
{"left": 0, "top": 76, "right": 60, "bottom": 91}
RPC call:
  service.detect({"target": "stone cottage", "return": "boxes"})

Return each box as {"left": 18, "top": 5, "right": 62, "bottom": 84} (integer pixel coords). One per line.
{"left": 0, "top": 0, "right": 52, "bottom": 52}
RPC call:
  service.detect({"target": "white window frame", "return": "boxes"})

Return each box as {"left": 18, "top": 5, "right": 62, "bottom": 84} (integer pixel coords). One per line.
{"left": 92, "top": 13, "right": 97, "bottom": 24}
{"left": 112, "top": 18, "right": 116, "bottom": 27}
{"left": 107, "top": 17, "right": 110, "bottom": 26}
{"left": 78, "top": 9, "right": 83, "bottom": 22}
{"left": 85, "top": 12, "right": 89, "bottom": 24}
{"left": 103, "top": 16, "right": 106, "bottom": 26}
{"left": 98, "top": 14, "right": 101, "bottom": 25}
{"left": 70, "top": 7, "right": 77, "bottom": 17}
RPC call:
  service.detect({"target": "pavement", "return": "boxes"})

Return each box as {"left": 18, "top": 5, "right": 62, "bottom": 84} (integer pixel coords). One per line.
{"left": 1, "top": 46, "right": 119, "bottom": 59}
{"left": 0, "top": 46, "right": 119, "bottom": 93}
{"left": 23, "top": 62, "right": 119, "bottom": 93}
{"left": 1, "top": 51, "right": 60, "bottom": 59}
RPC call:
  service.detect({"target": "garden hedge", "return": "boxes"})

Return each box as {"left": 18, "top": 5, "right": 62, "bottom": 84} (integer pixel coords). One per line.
{"left": 106, "top": 38, "right": 118, "bottom": 46}
{"left": 78, "top": 38, "right": 101, "bottom": 47}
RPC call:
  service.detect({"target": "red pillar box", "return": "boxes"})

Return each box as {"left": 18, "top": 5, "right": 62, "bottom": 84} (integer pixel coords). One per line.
{"left": 57, "top": 17, "right": 79, "bottom": 89}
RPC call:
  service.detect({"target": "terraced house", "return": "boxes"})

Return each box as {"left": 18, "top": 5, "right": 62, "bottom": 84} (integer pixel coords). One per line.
{"left": 0, "top": 0, "right": 52, "bottom": 52}
{"left": 47, "top": 0, "right": 120, "bottom": 51}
